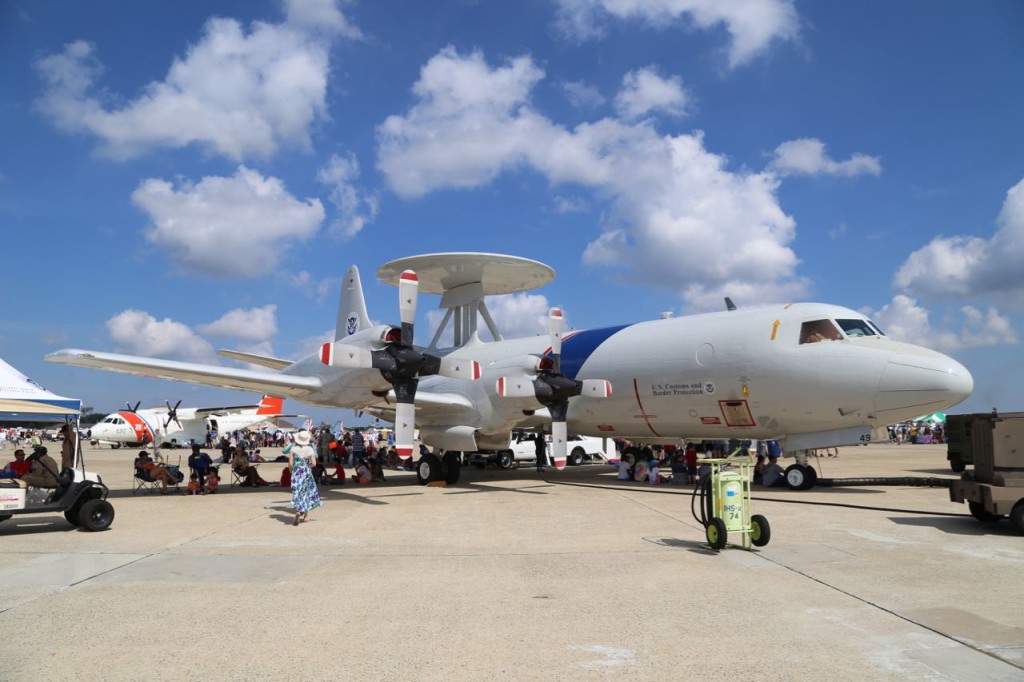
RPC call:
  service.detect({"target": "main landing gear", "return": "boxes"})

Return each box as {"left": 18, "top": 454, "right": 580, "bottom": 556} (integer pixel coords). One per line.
{"left": 416, "top": 451, "right": 463, "bottom": 486}
{"left": 784, "top": 450, "right": 818, "bottom": 490}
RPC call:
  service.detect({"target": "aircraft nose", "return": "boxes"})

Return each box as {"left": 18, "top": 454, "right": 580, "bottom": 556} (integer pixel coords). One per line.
{"left": 876, "top": 347, "right": 973, "bottom": 415}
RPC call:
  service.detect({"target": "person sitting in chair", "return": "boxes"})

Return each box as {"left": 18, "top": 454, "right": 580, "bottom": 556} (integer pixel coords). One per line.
{"left": 231, "top": 447, "right": 270, "bottom": 487}
{"left": 134, "top": 451, "right": 182, "bottom": 493}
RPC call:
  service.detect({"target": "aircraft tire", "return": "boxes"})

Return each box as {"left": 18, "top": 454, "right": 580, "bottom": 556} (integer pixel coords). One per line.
{"left": 0, "top": 514, "right": 11, "bottom": 523}
{"left": 968, "top": 501, "right": 1002, "bottom": 523}
{"left": 78, "top": 499, "right": 115, "bottom": 532}
{"left": 949, "top": 457, "right": 966, "bottom": 473}
{"left": 801, "top": 465, "right": 818, "bottom": 490}
{"left": 569, "top": 448, "right": 585, "bottom": 466}
{"left": 443, "top": 451, "right": 461, "bottom": 484}
{"left": 416, "top": 453, "right": 442, "bottom": 485}
{"left": 497, "top": 451, "right": 514, "bottom": 469}
{"left": 706, "top": 517, "right": 727, "bottom": 550}
{"left": 1009, "top": 502, "right": 1024, "bottom": 535}
{"left": 784, "top": 464, "right": 806, "bottom": 490}
{"left": 750, "top": 514, "right": 771, "bottom": 547}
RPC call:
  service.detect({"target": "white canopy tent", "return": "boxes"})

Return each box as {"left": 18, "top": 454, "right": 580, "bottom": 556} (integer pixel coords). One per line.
{"left": 0, "top": 356, "right": 83, "bottom": 473}
{"left": 0, "top": 357, "right": 81, "bottom": 420}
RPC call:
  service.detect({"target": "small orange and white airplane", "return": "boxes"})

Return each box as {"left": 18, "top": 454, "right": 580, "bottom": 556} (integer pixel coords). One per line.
{"left": 87, "top": 395, "right": 286, "bottom": 449}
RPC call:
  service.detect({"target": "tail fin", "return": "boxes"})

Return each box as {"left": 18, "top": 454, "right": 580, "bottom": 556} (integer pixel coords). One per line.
{"left": 257, "top": 396, "right": 284, "bottom": 415}
{"left": 336, "top": 265, "right": 372, "bottom": 341}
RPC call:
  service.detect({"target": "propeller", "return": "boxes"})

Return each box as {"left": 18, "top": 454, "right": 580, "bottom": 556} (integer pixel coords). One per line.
{"left": 164, "top": 400, "right": 182, "bottom": 430}
{"left": 496, "top": 308, "right": 611, "bottom": 470}
{"left": 125, "top": 401, "right": 141, "bottom": 413}
{"left": 320, "top": 270, "right": 481, "bottom": 459}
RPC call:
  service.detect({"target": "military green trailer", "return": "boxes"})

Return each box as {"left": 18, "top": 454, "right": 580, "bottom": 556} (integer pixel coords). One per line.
{"left": 948, "top": 411, "right": 1024, "bottom": 534}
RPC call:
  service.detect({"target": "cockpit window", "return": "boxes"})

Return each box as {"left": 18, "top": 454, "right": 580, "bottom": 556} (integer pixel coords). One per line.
{"left": 799, "top": 319, "right": 843, "bottom": 344}
{"left": 867, "top": 320, "right": 885, "bottom": 336}
{"left": 836, "top": 319, "right": 881, "bottom": 338}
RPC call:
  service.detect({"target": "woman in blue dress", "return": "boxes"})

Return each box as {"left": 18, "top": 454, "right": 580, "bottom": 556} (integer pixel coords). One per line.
{"left": 285, "top": 429, "right": 322, "bottom": 526}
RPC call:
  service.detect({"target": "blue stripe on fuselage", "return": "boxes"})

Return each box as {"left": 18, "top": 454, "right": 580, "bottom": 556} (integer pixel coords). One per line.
{"left": 558, "top": 324, "right": 632, "bottom": 379}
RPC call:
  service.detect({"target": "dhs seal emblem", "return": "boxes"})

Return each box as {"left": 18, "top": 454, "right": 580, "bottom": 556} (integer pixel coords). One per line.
{"left": 346, "top": 313, "right": 359, "bottom": 336}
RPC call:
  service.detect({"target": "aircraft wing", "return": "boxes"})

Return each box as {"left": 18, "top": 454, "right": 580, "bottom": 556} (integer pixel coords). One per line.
{"left": 362, "top": 390, "right": 476, "bottom": 422}
{"left": 46, "top": 349, "right": 323, "bottom": 398}
{"left": 216, "top": 349, "right": 293, "bottom": 370}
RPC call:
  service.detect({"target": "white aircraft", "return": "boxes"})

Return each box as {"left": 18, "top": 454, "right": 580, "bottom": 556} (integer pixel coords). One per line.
{"left": 87, "top": 395, "right": 287, "bottom": 448}
{"left": 48, "top": 253, "right": 973, "bottom": 489}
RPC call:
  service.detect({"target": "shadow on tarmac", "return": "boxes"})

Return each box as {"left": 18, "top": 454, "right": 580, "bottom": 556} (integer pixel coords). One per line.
{"left": 889, "top": 514, "right": 1020, "bottom": 537}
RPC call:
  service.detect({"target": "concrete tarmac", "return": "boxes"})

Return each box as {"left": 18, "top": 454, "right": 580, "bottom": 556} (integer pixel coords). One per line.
{"left": 0, "top": 442, "right": 1022, "bottom": 680}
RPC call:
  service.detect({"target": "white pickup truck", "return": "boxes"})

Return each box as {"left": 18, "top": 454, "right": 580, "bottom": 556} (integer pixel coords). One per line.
{"left": 469, "top": 434, "right": 614, "bottom": 469}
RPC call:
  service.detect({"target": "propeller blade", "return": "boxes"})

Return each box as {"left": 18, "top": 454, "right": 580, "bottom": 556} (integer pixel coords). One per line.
{"left": 548, "top": 308, "right": 564, "bottom": 372}
{"left": 437, "top": 356, "right": 481, "bottom": 381}
{"left": 550, "top": 420, "right": 568, "bottom": 470}
{"left": 496, "top": 376, "right": 537, "bottom": 398}
{"left": 394, "top": 401, "right": 416, "bottom": 460}
{"left": 320, "top": 342, "right": 375, "bottom": 369}
{"left": 398, "top": 270, "right": 418, "bottom": 347}
{"left": 580, "top": 379, "right": 613, "bottom": 398}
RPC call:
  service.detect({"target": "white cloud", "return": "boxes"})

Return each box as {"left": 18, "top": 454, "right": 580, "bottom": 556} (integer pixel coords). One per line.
{"left": 316, "top": 152, "right": 380, "bottom": 238}
{"left": 378, "top": 47, "right": 547, "bottom": 197}
{"left": 487, "top": 293, "right": 554, "bottom": 338}
{"left": 284, "top": 270, "right": 339, "bottom": 304}
{"left": 554, "top": 0, "right": 800, "bottom": 68}
{"left": 895, "top": 178, "right": 1024, "bottom": 304}
{"left": 284, "top": 0, "right": 362, "bottom": 37}
{"left": 426, "top": 293, "right": 552, "bottom": 346}
{"left": 560, "top": 80, "right": 606, "bottom": 109}
{"left": 769, "top": 138, "right": 882, "bottom": 177}
{"left": 34, "top": 0, "right": 356, "bottom": 160}
{"left": 870, "top": 295, "right": 1018, "bottom": 353}
{"left": 197, "top": 305, "right": 278, "bottom": 342}
{"left": 553, "top": 195, "right": 589, "bottom": 214}
{"left": 107, "top": 310, "right": 215, "bottom": 361}
{"left": 133, "top": 166, "right": 324, "bottom": 278}
{"left": 614, "top": 66, "right": 688, "bottom": 120}
{"left": 378, "top": 48, "right": 804, "bottom": 310}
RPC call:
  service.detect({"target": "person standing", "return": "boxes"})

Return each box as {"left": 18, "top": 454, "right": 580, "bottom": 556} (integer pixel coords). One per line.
{"left": 59, "top": 424, "right": 78, "bottom": 471}
{"left": 285, "top": 429, "right": 322, "bottom": 526}
{"left": 533, "top": 433, "right": 547, "bottom": 472}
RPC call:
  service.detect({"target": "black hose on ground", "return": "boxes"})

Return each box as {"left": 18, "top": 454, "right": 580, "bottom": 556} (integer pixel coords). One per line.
{"left": 817, "top": 477, "right": 952, "bottom": 488}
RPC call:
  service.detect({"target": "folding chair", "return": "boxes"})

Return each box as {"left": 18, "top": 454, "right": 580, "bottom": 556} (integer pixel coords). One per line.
{"left": 133, "top": 470, "right": 161, "bottom": 494}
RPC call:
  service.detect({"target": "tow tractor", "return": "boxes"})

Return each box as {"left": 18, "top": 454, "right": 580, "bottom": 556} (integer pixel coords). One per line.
{"left": 691, "top": 451, "right": 771, "bottom": 550}
{"left": 0, "top": 446, "right": 114, "bottom": 531}
{"left": 948, "top": 410, "right": 1024, "bottom": 535}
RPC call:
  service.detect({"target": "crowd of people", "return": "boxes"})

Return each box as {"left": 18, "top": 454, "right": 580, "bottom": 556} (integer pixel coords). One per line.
{"left": 888, "top": 421, "right": 944, "bottom": 445}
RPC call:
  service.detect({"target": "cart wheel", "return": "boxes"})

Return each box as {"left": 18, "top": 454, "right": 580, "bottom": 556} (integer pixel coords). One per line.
{"left": 497, "top": 451, "right": 514, "bottom": 469}
{"left": 78, "top": 498, "right": 115, "bottom": 531}
{"left": 1009, "top": 501, "right": 1024, "bottom": 536}
{"left": 750, "top": 514, "right": 771, "bottom": 547}
{"left": 64, "top": 503, "right": 83, "bottom": 527}
{"left": 968, "top": 501, "right": 1003, "bottom": 523}
{"left": 706, "top": 517, "right": 728, "bottom": 550}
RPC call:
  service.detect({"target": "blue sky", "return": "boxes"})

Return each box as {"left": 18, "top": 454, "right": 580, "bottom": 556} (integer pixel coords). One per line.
{"left": 2, "top": 0, "right": 1023, "bottom": 422}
